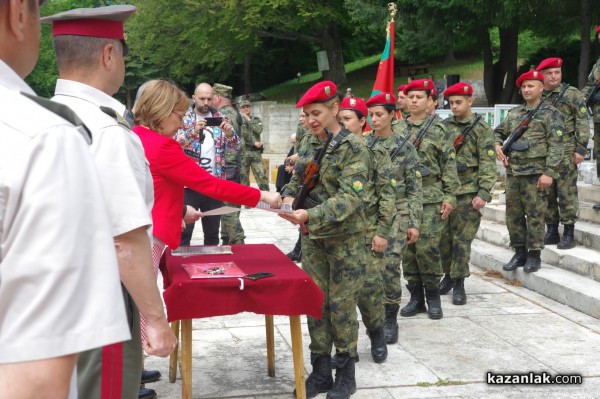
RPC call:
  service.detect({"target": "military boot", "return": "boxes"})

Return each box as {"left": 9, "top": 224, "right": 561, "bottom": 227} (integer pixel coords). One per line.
{"left": 286, "top": 249, "right": 302, "bottom": 262}
{"left": 593, "top": 204, "right": 600, "bottom": 210}
{"left": 544, "top": 223, "right": 560, "bottom": 245}
{"left": 557, "top": 225, "right": 576, "bottom": 250}
{"left": 438, "top": 273, "right": 454, "bottom": 295}
{"left": 424, "top": 287, "right": 443, "bottom": 319}
{"left": 383, "top": 304, "right": 399, "bottom": 343}
{"left": 367, "top": 327, "right": 388, "bottom": 363}
{"left": 330, "top": 353, "right": 359, "bottom": 369}
{"left": 452, "top": 278, "right": 467, "bottom": 305}
{"left": 294, "top": 354, "right": 333, "bottom": 398}
{"left": 400, "top": 283, "right": 426, "bottom": 317}
{"left": 326, "top": 354, "right": 356, "bottom": 399}
{"left": 502, "top": 246, "right": 527, "bottom": 271}
{"left": 523, "top": 250, "right": 541, "bottom": 273}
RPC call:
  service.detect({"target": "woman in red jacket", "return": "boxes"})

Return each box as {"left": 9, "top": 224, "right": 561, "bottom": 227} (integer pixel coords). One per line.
{"left": 132, "top": 80, "right": 281, "bottom": 266}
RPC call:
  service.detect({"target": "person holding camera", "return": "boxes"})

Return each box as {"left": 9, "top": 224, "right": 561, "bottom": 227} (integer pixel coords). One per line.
{"left": 175, "top": 82, "right": 238, "bottom": 246}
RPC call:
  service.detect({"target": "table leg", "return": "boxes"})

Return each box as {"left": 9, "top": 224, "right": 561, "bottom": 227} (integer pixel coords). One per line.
{"left": 265, "top": 315, "right": 275, "bottom": 377}
{"left": 289, "top": 315, "right": 305, "bottom": 399}
{"left": 181, "top": 319, "right": 192, "bottom": 399}
{"left": 169, "top": 320, "right": 180, "bottom": 383}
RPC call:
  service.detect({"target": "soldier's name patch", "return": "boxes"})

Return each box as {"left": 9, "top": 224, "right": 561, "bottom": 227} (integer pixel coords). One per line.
{"left": 352, "top": 181, "right": 364, "bottom": 192}
{"left": 487, "top": 149, "right": 495, "bottom": 157}
{"left": 556, "top": 130, "right": 563, "bottom": 137}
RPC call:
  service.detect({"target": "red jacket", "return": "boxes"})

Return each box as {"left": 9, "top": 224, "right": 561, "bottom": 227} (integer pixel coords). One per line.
{"left": 132, "top": 125, "right": 261, "bottom": 248}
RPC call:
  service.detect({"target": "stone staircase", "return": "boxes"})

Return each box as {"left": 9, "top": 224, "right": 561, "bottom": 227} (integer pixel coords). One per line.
{"left": 469, "top": 174, "right": 600, "bottom": 319}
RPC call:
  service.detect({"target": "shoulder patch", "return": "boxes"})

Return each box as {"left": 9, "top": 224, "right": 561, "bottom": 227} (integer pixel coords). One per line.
{"left": 556, "top": 130, "right": 563, "bottom": 137}
{"left": 580, "top": 106, "right": 587, "bottom": 114}
{"left": 390, "top": 178, "right": 397, "bottom": 187}
{"left": 352, "top": 180, "right": 364, "bottom": 192}
{"left": 487, "top": 149, "right": 495, "bottom": 158}
{"left": 415, "top": 170, "right": 421, "bottom": 178}
{"left": 450, "top": 151, "right": 456, "bottom": 159}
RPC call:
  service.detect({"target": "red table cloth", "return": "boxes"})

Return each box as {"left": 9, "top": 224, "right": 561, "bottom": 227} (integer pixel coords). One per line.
{"left": 160, "top": 244, "right": 324, "bottom": 322}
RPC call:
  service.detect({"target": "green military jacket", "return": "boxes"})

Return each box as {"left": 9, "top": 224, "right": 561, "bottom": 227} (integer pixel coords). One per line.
{"left": 494, "top": 102, "right": 565, "bottom": 178}
{"left": 395, "top": 115, "right": 459, "bottom": 206}
{"left": 443, "top": 113, "right": 497, "bottom": 201}
{"left": 582, "top": 56, "right": 600, "bottom": 124}
{"left": 219, "top": 104, "right": 243, "bottom": 166}
{"left": 542, "top": 84, "right": 590, "bottom": 157}
{"left": 281, "top": 128, "right": 369, "bottom": 239}
{"left": 369, "top": 132, "right": 422, "bottom": 230}
{"left": 242, "top": 115, "right": 264, "bottom": 152}
{"left": 295, "top": 123, "right": 309, "bottom": 151}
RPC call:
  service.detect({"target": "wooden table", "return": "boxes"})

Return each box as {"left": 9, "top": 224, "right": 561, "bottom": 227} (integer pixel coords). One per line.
{"left": 160, "top": 244, "right": 324, "bottom": 399}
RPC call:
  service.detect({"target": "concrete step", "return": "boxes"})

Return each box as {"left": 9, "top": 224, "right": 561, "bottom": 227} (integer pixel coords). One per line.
{"left": 469, "top": 239, "right": 600, "bottom": 319}
{"left": 578, "top": 183, "right": 600, "bottom": 204}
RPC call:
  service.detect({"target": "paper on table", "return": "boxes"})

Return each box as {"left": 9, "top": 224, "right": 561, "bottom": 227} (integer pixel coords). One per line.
{"left": 201, "top": 206, "right": 242, "bottom": 216}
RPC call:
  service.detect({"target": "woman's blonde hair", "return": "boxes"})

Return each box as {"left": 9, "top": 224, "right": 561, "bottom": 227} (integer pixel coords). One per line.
{"left": 134, "top": 80, "right": 189, "bottom": 132}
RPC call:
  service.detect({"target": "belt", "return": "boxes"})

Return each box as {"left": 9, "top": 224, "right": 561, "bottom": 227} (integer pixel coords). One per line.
{"left": 457, "top": 165, "right": 479, "bottom": 173}
{"left": 421, "top": 174, "right": 441, "bottom": 186}
{"left": 509, "top": 157, "right": 545, "bottom": 165}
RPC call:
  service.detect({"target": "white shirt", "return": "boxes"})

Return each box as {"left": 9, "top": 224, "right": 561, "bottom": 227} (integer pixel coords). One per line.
{"left": 194, "top": 112, "right": 217, "bottom": 175}
{"left": 0, "top": 61, "right": 130, "bottom": 363}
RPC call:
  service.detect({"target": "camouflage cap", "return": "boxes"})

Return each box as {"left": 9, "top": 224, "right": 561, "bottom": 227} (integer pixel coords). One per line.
{"left": 213, "top": 83, "right": 233, "bottom": 99}
{"left": 239, "top": 98, "right": 251, "bottom": 107}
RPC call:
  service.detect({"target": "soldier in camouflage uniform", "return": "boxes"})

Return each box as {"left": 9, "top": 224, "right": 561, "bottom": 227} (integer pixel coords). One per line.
{"left": 239, "top": 98, "right": 270, "bottom": 191}
{"left": 337, "top": 96, "right": 395, "bottom": 363}
{"left": 440, "top": 82, "right": 497, "bottom": 305}
{"left": 395, "top": 79, "right": 459, "bottom": 320}
{"left": 536, "top": 58, "right": 590, "bottom": 250}
{"left": 214, "top": 83, "right": 246, "bottom": 244}
{"left": 396, "top": 84, "right": 410, "bottom": 119}
{"left": 280, "top": 81, "right": 369, "bottom": 399}
{"left": 366, "top": 93, "right": 422, "bottom": 343}
{"left": 582, "top": 27, "right": 600, "bottom": 210}
{"left": 495, "top": 70, "right": 565, "bottom": 273}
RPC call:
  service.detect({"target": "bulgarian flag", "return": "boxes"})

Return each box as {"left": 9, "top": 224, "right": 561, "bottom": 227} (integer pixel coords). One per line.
{"left": 370, "top": 19, "right": 395, "bottom": 98}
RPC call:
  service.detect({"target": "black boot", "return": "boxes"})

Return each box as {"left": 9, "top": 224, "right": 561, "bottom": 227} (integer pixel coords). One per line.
{"left": 286, "top": 249, "right": 302, "bottom": 262}
{"left": 544, "top": 223, "right": 560, "bottom": 245}
{"left": 326, "top": 354, "right": 356, "bottom": 399}
{"left": 452, "top": 278, "right": 467, "bottom": 305}
{"left": 594, "top": 203, "right": 600, "bottom": 210}
{"left": 400, "top": 283, "right": 426, "bottom": 317}
{"left": 295, "top": 354, "right": 333, "bottom": 398}
{"left": 503, "top": 246, "right": 528, "bottom": 271}
{"left": 424, "top": 287, "right": 443, "bottom": 319}
{"left": 557, "top": 225, "right": 576, "bottom": 250}
{"left": 438, "top": 273, "right": 454, "bottom": 295}
{"left": 331, "top": 353, "right": 359, "bottom": 369}
{"left": 523, "top": 250, "right": 541, "bottom": 273}
{"left": 367, "top": 327, "right": 388, "bottom": 363}
{"left": 383, "top": 304, "right": 399, "bottom": 343}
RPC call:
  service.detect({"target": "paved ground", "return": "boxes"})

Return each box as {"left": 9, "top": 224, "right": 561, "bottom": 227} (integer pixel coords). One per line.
{"left": 146, "top": 193, "right": 600, "bottom": 399}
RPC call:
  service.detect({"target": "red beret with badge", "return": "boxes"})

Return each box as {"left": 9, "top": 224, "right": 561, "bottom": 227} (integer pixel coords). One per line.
{"left": 444, "top": 82, "right": 473, "bottom": 97}
{"left": 296, "top": 81, "right": 338, "bottom": 108}
{"left": 516, "top": 70, "right": 544, "bottom": 88}
{"left": 366, "top": 93, "right": 396, "bottom": 108}
{"left": 397, "top": 84, "right": 407, "bottom": 93}
{"left": 596, "top": 25, "right": 600, "bottom": 33}
{"left": 403, "top": 79, "right": 435, "bottom": 95}
{"left": 535, "top": 57, "right": 563, "bottom": 71}
{"left": 340, "top": 97, "right": 368, "bottom": 118}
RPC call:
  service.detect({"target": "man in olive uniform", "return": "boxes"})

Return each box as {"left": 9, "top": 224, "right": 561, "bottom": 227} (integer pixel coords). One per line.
{"left": 536, "top": 58, "right": 590, "bottom": 249}
{"left": 239, "top": 98, "right": 270, "bottom": 190}
{"left": 395, "top": 79, "right": 459, "bottom": 320}
{"left": 214, "top": 83, "right": 246, "bottom": 244}
{"left": 495, "top": 70, "right": 565, "bottom": 273}
{"left": 440, "top": 82, "right": 497, "bottom": 305}
{"left": 582, "top": 26, "right": 600, "bottom": 210}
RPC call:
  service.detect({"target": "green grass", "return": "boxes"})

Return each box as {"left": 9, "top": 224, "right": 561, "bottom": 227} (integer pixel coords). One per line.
{"left": 416, "top": 378, "right": 468, "bottom": 387}
{"left": 261, "top": 55, "right": 485, "bottom": 103}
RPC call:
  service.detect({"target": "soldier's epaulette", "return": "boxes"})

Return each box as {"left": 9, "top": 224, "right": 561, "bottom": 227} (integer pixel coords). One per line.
{"left": 337, "top": 129, "right": 362, "bottom": 152}
{"left": 100, "top": 106, "right": 131, "bottom": 129}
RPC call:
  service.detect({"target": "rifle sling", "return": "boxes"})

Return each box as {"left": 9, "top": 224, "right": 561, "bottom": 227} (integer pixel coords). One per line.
{"left": 456, "top": 114, "right": 482, "bottom": 153}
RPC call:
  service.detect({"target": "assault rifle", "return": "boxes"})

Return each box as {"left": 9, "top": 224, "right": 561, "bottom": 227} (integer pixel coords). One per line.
{"left": 501, "top": 99, "right": 545, "bottom": 159}
{"left": 389, "top": 133, "right": 411, "bottom": 161}
{"left": 585, "top": 82, "right": 600, "bottom": 115}
{"left": 412, "top": 114, "right": 437, "bottom": 149}
{"left": 550, "top": 83, "right": 569, "bottom": 108}
{"left": 453, "top": 114, "right": 482, "bottom": 153}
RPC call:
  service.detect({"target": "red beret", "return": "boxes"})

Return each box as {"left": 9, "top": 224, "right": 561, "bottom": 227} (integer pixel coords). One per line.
{"left": 536, "top": 57, "right": 563, "bottom": 71}
{"left": 516, "top": 70, "right": 544, "bottom": 88}
{"left": 340, "top": 97, "right": 368, "bottom": 118}
{"left": 444, "top": 82, "right": 473, "bottom": 97}
{"left": 403, "top": 79, "right": 435, "bottom": 95}
{"left": 41, "top": 5, "right": 136, "bottom": 41}
{"left": 296, "top": 81, "right": 338, "bottom": 108}
{"left": 596, "top": 26, "right": 600, "bottom": 33}
{"left": 397, "top": 84, "right": 407, "bottom": 93}
{"left": 366, "top": 92, "right": 396, "bottom": 108}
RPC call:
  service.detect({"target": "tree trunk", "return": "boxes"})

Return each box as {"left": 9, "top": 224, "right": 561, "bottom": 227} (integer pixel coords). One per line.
{"left": 445, "top": 45, "right": 456, "bottom": 63}
{"left": 579, "top": 0, "right": 591, "bottom": 89}
{"left": 319, "top": 24, "right": 346, "bottom": 85}
{"left": 495, "top": 25, "right": 519, "bottom": 104}
{"left": 481, "top": 28, "right": 495, "bottom": 106}
{"left": 243, "top": 53, "right": 253, "bottom": 93}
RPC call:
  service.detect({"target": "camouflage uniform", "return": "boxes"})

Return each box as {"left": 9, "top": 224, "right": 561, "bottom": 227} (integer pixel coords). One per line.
{"left": 494, "top": 103, "right": 565, "bottom": 250}
{"left": 376, "top": 133, "right": 422, "bottom": 304}
{"left": 395, "top": 115, "right": 459, "bottom": 288}
{"left": 219, "top": 104, "right": 246, "bottom": 244}
{"left": 281, "top": 128, "right": 369, "bottom": 357}
{"left": 542, "top": 84, "right": 590, "bottom": 225}
{"left": 441, "top": 114, "right": 497, "bottom": 279}
{"left": 240, "top": 115, "right": 269, "bottom": 190}
{"left": 582, "top": 57, "right": 600, "bottom": 178}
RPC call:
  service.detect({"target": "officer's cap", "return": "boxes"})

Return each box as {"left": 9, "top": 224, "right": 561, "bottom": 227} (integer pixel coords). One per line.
{"left": 296, "top": 81, "right": 337, "bottom": 108}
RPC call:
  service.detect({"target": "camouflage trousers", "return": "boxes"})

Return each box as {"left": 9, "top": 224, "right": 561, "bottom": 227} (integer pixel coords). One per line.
{"left": 595, "top": 123, "right": 600, "bottom": 177}
{"left": 403, "top": 203, "right": 444, "bottom": 288}
{"left": 545, "top": 157, "right": 578, "bottom": 225}
{"left": 241, "top": 153, "right": 269, "bottom": 191}
{"left": 301, "top": 231, "right": 365, "bottom": 357}
{"left": 382, "top": 213, "right": 411, "bottom": 304}
{"left": 357, "top": 245, "right": 385, "bottom": 331}
{"left": 506, "top": 174, "right": 548, "bottom": 250}
{"left": 440, "top": 193, "right": 481, "bottom": 279}
{"left": 220, "top": 202, "right": 245, "bottom": 244}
